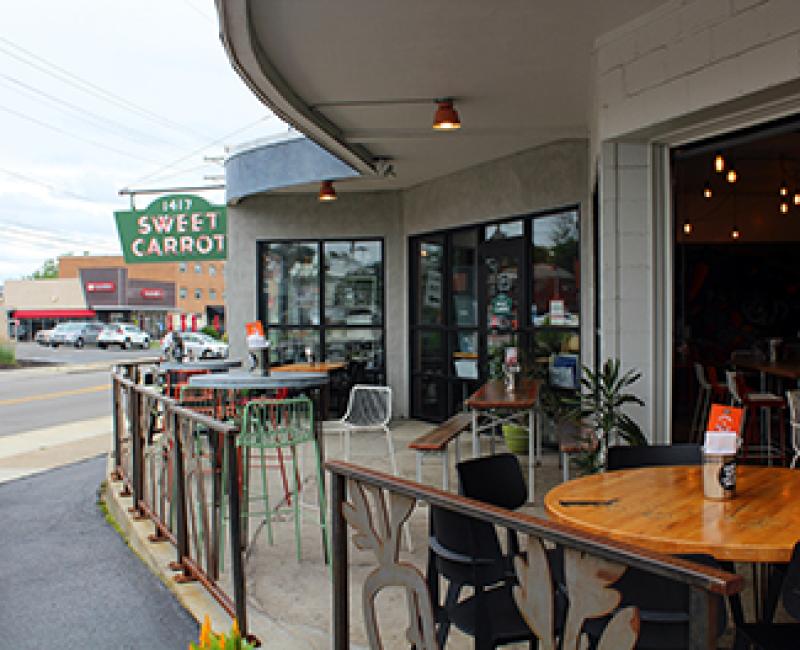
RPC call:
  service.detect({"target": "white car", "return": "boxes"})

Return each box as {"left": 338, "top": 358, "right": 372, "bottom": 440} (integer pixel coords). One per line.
{"left": 180, "top": 332, "right": 229, "bottom": 359}
{"left": 98, "top": 323, "right": 150, "bottom": 350}
{"left": 35, "top": 328, "right": 55, "bottom": 346}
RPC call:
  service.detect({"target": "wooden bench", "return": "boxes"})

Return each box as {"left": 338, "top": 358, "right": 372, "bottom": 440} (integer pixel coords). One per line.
{"left": 409, "top": 412, "right": 472, "bottom": 490}
{"left": 557, "top": 422, "right": 597, "bottom": 482}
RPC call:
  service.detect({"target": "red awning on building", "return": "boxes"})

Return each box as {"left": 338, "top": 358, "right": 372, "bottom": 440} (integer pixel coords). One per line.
{"left": 12, "top": 309, "right": 96, "bottom": 319}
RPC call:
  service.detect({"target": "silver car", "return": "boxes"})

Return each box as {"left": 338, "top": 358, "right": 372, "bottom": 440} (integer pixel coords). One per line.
{"left": 50, "top": 321, "right": 104, "bottom": 348}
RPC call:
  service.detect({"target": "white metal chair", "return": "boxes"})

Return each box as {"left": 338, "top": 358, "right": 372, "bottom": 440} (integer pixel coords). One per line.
{"left": 787, "top": 389, "right": 800, "bottom": 468}
{"left": 325, "top": 384, "right": 412, "bottom": 549}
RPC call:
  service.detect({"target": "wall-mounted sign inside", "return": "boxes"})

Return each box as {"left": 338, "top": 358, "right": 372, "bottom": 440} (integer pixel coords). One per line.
{"left": 86, "top": 281, "right": 116, "bottom": 293}
{"left": 140, "top": 288, "right": 165, "bottom": 299}
{"left": 114, "top": 194, "right": 227, "bottom": 264}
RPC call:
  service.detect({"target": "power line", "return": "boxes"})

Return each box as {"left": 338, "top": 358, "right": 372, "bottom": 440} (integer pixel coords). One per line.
{"left": 130, "top": 115, "right": 272, "bottom": 185}
{"left": 0, "top": 36, "right": 205, "bottom": 141}
{"left": 180, "top": 0, "right": 216, "bottom": 22}
{"left": 0, "top": 73, "right": 175, "bottom": 148}
{"left": 0, "top": 102, "right": 161, "bottom": 164}
{"left": 0, "top": 166, "right": 108, "bottom": 203}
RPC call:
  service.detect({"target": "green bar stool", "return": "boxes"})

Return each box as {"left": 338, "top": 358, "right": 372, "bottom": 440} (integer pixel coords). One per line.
{"left": 237, "top": 396, "right": 329, "bottom": 562}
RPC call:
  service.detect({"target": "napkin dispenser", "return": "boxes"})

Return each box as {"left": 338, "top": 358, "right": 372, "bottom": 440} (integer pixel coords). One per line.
{"left": 246, "top": 325, "right": 270, "bottom": 377}
{"left": 702, "top": 431, "right": 737, "bottom": 500}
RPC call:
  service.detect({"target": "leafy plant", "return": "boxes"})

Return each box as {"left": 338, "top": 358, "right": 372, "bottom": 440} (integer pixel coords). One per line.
{"left": 201, "top": 326, "right": 221, "bottom": 340}
{"left": 0, "top": 343, "right": 16, "bottom": 366}
{"left": 190, "top": 616, "right": 254, "bottom": 650}
{"left": 564, "top": 359, "right": 647, "bottom": 473}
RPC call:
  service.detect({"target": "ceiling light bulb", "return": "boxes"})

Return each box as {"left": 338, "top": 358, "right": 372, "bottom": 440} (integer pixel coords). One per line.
{"left": 714, "top": 154, "right": 725, "bottom": 173}
{"left": 683, "top": 221, "right": 693, "bottom": 235}
{"left": 703, "top": 184, "right": 712, "bottom": 199}
{"left": 781, "top": 202, "right": 790, "bottom": 214}
{"left": 318, "top": 180, "right": 337, "bottom": 202}
{"left": 432, "top": 99, "right": 461, "bottom": 130}
{"left": 780, "top": 183, "right": 789, "bottom": 197}
{"left": 726, "top": 169, "right": 737, "bottom": 183}
{"left": 794, "top": 193, "right": 800, "bottom": 206}
{"left": 731, "top": 226, "right": 740, "bottom": 240}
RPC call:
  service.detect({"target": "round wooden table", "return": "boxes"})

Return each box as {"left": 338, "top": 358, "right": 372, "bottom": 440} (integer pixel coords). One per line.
{"left": 545, "top": 466, "right": 800, "bottom": 564}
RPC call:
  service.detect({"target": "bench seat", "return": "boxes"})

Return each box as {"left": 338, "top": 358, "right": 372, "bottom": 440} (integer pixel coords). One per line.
{"left": 409, "top": 412, "right": 472, "bottom": 489}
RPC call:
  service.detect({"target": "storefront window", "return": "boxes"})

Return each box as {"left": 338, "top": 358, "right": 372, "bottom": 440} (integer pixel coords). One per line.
{"left": 324, "top": 241, "right": 382, "bottom": 326}
{"left": 259, "top": 239, "right": 385, "bottom": 381}
{"left": 417, "top": 238, "right": 444, "bottom": 325}
{"left": 532, "top": 211, "right": 580, "bottom": 327}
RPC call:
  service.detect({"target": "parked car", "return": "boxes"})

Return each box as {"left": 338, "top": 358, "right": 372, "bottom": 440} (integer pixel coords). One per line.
{"left": 50, "top": 321, "right": 104, "bottom": 348}
{"left": 98, "top": 323, "right": 150, "bottom": 350}
{"left": 180, "top": 332, "right": 229, "bottom": 359}
{"left": 35, "top": 328, "right": 55, "bottom": 346}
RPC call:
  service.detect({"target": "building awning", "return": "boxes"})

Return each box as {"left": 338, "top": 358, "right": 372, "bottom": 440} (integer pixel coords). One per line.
{"left": 12, "top": 309, "right": 96, "bottom": 319}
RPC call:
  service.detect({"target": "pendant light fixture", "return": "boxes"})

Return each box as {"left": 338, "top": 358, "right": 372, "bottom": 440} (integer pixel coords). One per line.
{"left": 714, "top": 153, "right": 725, "bottom": 173}
{"left": 683, "top": 221, "right": 693, "bottom": 235}
{"left": 780, "top": 182, "right": 789, "bottom": 197}
{"left": 781, "top": 202, "right": 790, "bottom": 214}
{"left": 318, "top": 180, "right": 337, "bottom": 202}
{"left": 726, "top": 168, "right": 737, "bottom": 183}
{"left": 794, "top": 192, "right": 800, "bottom": 206}
{"left": 432, "top": 99, "right": 461, "bottom": 130}
{"left": 703, "top": 182, "right": 712, "bottom": 199}
{"left": 731, "top": 226, "right": 740, "bottom": 239}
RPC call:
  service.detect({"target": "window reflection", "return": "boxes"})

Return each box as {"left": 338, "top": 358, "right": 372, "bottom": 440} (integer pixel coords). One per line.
{"left": 324, "top": 241, "right": 382, "bottom": 326}
{"left": 263, "top": 243, "right": 320, "bottom": 326}
{"left": 268, "top": 329, "right": 320, "bottom": 365}
{"left": 532, "top": 211, "right": 579, "bottom": 327}
{"left": 418, "top": 240, "right": 444, "bottom": 325}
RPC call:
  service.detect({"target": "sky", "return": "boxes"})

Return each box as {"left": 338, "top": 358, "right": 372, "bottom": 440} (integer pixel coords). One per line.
{"left": 0, "top": 0, "right": 288, "bottom": 283}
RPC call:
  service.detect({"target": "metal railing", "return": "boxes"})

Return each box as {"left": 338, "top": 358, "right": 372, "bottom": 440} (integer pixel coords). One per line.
{"left": 110, "top": 363, "right": 250, "bottom": 639}
{"left": 328, "top": 460, "right": 744, "bottom": 650}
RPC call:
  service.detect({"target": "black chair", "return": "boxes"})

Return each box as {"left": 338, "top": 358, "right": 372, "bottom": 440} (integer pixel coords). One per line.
{"left": 595, "top": 442, "right": 727, "bottom": 649}
{"left": 734, "top": 542, "right": 800, "bottom": 649}
{"left": 427, "top": 505, "right": 536, "bottom": 649}
{"left": 456, "top": 453, "right": 527, "bottom": 559}
{"left": 606, "top": 443, "right": 702, "bottom": 470}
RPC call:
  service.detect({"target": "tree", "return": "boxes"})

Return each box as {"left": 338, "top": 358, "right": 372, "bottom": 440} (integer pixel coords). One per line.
{"left": 27, "top": 258, "right": 59, "bottom": 279}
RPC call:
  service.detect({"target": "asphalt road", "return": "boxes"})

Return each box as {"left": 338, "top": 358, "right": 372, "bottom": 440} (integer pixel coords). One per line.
{"left": 0, "top": 455, "right": 198, "bottom": 649}
{"left": 14, "top": 340, "right": 158, "bottom": 365}
{"left": 0, "top": 369, "right": 114, "bottom": 436}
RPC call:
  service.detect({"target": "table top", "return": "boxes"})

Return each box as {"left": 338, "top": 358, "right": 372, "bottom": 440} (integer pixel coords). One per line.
{"left": 545, "top": 466, "right": 800, "bottom": 563}
{"left": 466, "top": 378, "right": 540, "bottom": 410}
{"left": 160, "top": 359, "right": 241, "bottom": 372}
{"left": 187, "top": 370, "right": 328, "bottom": 390}
{"left": 735, "top": 359, "right": 800, "bottom": 381}
{"left": 270, "top": 361, "right": 346, "bottom": 373}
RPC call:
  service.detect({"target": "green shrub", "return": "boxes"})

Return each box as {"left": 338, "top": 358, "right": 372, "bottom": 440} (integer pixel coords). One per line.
{"left": 201, "top": 326, "right": 221, "bottom": 340}
{"left": 0, "top": 343, "right": 15, "bottom": 366}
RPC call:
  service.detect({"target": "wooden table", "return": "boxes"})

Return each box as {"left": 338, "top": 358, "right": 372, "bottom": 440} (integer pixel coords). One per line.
{"left": 271, "top": 361, "right": 345, "bottom": 373}
{"left": 735, "top": 359, "right": 800, "bottom": 385}
{"left": 465, "top": 379, "right": 541, "bottom": 502}
{"left": 545, "top": 465, "right": 800, "bottom": 564}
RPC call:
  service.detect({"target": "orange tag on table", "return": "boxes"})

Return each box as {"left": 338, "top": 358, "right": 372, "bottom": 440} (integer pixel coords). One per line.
{"left": 706, "top": 404, "right": 744, "bottom": 436}
{"left": 245, "top": 321, "right": 264, "bottom": 337}
{"left": 245, "top": 321, "right": 268, "bottom": 349}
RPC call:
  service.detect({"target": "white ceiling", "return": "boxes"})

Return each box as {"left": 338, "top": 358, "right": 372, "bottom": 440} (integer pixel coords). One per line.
{"left": 221, "top": 1, "right": 668, "bottom": 192}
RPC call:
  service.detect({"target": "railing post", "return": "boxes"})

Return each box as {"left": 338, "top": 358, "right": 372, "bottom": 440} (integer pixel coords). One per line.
{"left": 226, "top": 429, "right": 247, "bottom": 636}
{"left": 111, "top": 376, "right": 122, "bottom": 480}
{"left": 331, "top": 471, "right": 349, "bottom": 650}
{"left": 172, "top": 411, "right": 191, "bottom": 575}
{"left": 688, "top": 586, "right": 716, "bottom": 650}
{"left": 130, "top": 387, "right": 144, "bottom": 515}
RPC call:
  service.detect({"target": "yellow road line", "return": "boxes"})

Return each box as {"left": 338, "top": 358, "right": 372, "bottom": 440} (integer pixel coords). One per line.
{"left": 0, "top": 384, "right": 109, "bottom": 407}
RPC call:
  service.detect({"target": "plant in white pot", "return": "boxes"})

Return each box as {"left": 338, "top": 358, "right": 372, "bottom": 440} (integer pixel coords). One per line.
{"left": 565, "top": 358, "right": 647, "bottom": 473}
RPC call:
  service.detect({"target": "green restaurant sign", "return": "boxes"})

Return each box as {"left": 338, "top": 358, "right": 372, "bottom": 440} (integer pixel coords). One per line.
{"left": 114, "top": 194, "right": 227, "bottom": 263}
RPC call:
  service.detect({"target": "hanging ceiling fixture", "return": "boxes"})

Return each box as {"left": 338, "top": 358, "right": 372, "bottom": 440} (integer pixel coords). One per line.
{"left": 726, "top": 168, "right": 737, "bottom": 183}
{"left": 780, "top": 182, "right": 789, "bottom": 197}
{"left": 731, "top": 226, "right": 741, "bottom": 239}
{"left": 714, "top": 153, "right": 725, "bottom": 173}
{"left": 703, "top": 182, "right": 712, "bottom": 199}
{"left": 683, "top": 221, "right": 693, "bottom": 235}
{"left": 432, "top": 99, "right": 461, "bottom": 130}
{"left": 794, "top": 192, "right": 800, "bottom": 206}
{"left": 318, "top": 180, "right": 337, "bottom": 202}
{"left": 781, "top": 202, "right": 790, "bottom": 214}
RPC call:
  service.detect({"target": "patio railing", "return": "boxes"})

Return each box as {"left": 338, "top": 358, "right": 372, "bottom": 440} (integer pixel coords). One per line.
{"left": 110, "top": 363, "right": 250, "bottom": 640}
{"left": 328, "top": 460, "right": 744, "bottom": 650}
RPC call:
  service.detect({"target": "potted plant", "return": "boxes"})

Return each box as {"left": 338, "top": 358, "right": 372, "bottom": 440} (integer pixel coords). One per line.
{"left": 565, "top": 358, "right": 647, "bottom": 473}
{"left": 191, "top": 616, "right": 255, "bottom": 650}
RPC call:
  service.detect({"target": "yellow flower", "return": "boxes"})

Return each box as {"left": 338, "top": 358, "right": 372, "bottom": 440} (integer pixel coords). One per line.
{"left": 231, "top": 619, "right": 240, "bottom": 639}
{"left": 200, "top": 615, "right": 212, "bottom": 647}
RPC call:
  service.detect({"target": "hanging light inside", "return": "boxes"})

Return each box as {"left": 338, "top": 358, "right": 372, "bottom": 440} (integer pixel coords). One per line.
{"left": 714, "top": 153, "right": 725, "bottom": 173}
{"left": 780, "top": 182, "right": 789, "bottom": 197}
{"left": 683, "top": 221, "right": 693, "bottom": 235}
{"left": 731, "top": 226, "right": 740, "bottom": 239}
{"left": 726, "top": 168, "right": 737, "bottom": 183}
{"left": 781, "top": 202, "right": 790, "bottom": 214}
{"left": 703, "top": 182, "right": 712, "bottom": 199}
{"left": 793, "top": 192, "right": 800, "bottom": 206}
{"left": 432, "top": 99, "right": 461, "bottom": 130}
{"left": 318, "top": 180, "right": 337, "bottom": 202}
